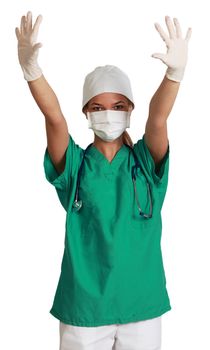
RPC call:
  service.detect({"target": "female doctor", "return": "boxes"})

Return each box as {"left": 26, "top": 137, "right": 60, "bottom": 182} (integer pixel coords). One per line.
{"left": 15, "top": 12, "right": 191, "bottom": 350}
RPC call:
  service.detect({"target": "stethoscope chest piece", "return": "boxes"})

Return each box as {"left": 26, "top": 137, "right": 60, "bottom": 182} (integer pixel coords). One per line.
{"left": 72, "top": 199, "right": 83, "bottom": 212}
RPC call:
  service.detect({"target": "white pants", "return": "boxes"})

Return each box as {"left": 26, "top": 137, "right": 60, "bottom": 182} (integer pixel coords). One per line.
{"left": 59, "top": 316, "right": 161, "bottom": 350}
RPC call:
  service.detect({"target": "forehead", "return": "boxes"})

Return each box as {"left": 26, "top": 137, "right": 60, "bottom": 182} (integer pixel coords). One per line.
{"left": 89, "top": 92, "right": 128, "bottom": 104}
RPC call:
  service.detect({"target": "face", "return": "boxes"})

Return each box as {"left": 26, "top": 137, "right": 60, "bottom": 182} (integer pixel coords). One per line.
{"left": 84, "top": 92, "right": 133, "bottom": 117}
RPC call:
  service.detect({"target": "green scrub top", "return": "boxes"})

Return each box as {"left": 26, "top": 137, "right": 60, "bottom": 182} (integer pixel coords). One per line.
{"left": 43, "top": 133, "right": 171, "bottom": 327}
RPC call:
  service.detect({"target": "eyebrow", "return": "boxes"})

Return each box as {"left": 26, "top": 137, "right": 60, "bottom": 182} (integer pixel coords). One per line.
{"left": 90, "top": 100, "right": 126, "bottom": 106}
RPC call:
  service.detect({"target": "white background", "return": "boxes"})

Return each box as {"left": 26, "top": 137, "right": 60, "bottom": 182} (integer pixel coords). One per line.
{"left": 1, "top": 0, "right": 209, "bottom": 349}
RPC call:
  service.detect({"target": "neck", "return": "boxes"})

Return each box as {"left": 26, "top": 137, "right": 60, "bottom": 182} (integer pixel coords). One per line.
{"left": 92, "top": 136, "right": 124, "bottom": 161}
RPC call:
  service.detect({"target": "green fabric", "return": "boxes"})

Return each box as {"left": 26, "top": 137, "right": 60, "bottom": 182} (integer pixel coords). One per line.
{"left": 43, "top": 133, "right": 171, "bottom": 327}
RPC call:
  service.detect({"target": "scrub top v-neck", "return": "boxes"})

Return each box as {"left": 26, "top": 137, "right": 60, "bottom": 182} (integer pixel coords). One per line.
{"left": 43, "top": 133, "right": 171, "bottom": 327}
{"left": 88, "top": 143, "right": 127, "bottom": 168}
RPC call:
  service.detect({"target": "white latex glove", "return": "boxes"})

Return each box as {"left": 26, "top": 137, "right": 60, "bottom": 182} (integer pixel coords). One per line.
{"left": 151, "top": 16, "right": 192, "bottom": 82}
{"left": 15, "top": 11, "right": 43, "bottom": 81}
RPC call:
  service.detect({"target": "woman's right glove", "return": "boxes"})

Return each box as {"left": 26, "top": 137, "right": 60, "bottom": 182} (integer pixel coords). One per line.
{"left": 15, "top": 11, "right": 43, "bottom": 81}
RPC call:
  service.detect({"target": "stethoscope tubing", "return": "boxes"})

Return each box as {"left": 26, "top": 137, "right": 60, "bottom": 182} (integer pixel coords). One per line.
{"left": 72, "top": 143, "right": 153, "bottom": 218}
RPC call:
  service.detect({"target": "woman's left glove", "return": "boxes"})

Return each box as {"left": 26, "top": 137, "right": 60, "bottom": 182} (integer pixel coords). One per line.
{"left": 151, "top": 16, "right": 192, "bottom": 82}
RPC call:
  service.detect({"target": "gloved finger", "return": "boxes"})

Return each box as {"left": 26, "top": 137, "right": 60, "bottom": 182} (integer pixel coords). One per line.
{"left": 15, "top": 27, "right": 21, "bottom": 41}
{"left": 154, "top": 23, "right": 170, "bottom": 46}
{"left": 173, "top": 17, "right": 182, "bottom": 38}
{"left": 165, "top": 16, "right": 176, "bottom": 39}
{"left": 20, "top": 15, "right": 26, "bottom": 35}
{"left": 151, "top": 53, "right": 168, "bottom": 64}
{"left": 31, "top": 14, "right": 43, "bottom": 42}
{"left": 26, "top": 11, "right": 32, "bottom": 32}
{"left": 185, "top": 27, "right": 192, "bottom": 43}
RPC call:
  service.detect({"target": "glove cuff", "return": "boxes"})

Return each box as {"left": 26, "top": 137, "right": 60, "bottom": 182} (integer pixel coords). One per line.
{"left": 166, "top": 66, "right": 185, "bottom": 82}
{"left": 21, "top": 63, "right": 43, "bottom": 82}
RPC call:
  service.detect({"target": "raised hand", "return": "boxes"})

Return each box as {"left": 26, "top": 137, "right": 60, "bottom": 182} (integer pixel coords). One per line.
{"left": 151, "top": 16, "right": 192, "bottom": 82}
{"left": 15, "top": 11, "right": 43, "bottom": 81}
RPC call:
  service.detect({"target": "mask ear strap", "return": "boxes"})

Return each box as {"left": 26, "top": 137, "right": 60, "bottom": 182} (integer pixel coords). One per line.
{"left": 87, "top": 111, "right": 92, "bottom": 128}
{"left": 127, "top": 104, "right": 132, "bottom": 116}
{"left": 126, "top": 107, "right": 132, "bottom": 127}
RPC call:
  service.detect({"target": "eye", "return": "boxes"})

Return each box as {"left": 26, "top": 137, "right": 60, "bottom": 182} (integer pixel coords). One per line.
{"left": 92, "top": 107, "right": 103, "bottom": 111}
{"left": 113, "top": 105, "right": 124, "bottom": 110}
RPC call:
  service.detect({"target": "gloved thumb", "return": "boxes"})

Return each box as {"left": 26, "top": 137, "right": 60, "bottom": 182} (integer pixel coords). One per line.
{"left": 151, "top": 53, "right": 167, "bottom": 64}
{"left": 33, "top": 42, "right": 43, "bottom": 52}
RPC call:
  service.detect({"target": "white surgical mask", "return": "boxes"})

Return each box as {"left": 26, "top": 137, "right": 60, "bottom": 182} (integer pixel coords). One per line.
{"left": 87, "top": 110, "right": 131, "bottom": 142}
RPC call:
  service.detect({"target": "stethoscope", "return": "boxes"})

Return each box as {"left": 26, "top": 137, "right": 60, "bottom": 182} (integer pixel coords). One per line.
{"left": 72, "top": 143, "right": 153, "bottom": 219}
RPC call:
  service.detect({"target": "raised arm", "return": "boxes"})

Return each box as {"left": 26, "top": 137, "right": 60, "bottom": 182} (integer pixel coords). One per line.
{"left": 144, "top": 16, "right": 192, "bottom": 166}
{"left": 15, "top": 11, "right": 69, "bottom": 174}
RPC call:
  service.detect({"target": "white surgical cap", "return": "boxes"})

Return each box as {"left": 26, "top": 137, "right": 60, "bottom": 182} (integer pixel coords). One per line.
{"left": 82, "top": 65, "right": 135, "bottom": 112}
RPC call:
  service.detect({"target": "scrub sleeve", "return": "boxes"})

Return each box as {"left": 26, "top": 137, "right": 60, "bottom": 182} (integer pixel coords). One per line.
{"left": 135, "top": 134, "right": 170, "bottom": 210}
{"left": 43, "top": 134, "right": 84, "bottom": 211}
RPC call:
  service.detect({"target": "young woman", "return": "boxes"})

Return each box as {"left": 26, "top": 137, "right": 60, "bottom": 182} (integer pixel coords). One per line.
{"left": 15, "top": 11, "right": 191, "bottom": 350}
